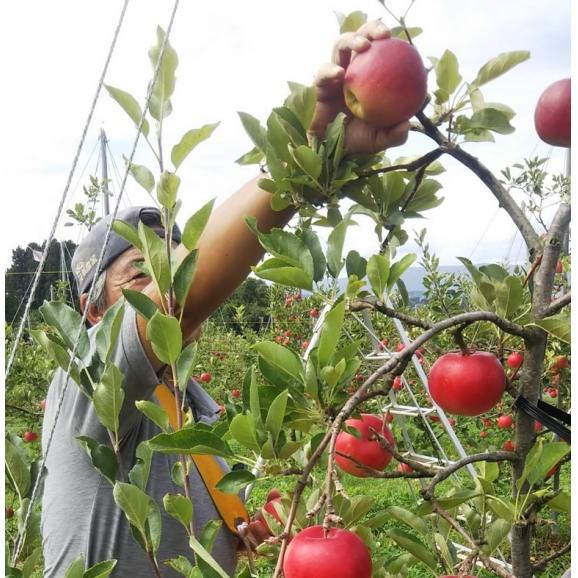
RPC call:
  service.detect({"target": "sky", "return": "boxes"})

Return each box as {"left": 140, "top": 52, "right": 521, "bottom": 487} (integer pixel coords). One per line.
{"left": 0, "top": 0, "right": 572, "bottom": 273}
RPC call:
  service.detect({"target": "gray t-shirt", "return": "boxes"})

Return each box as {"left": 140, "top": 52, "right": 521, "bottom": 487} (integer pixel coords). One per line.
{"left": 41, "top": 309, "right": 239, "bottom": 577}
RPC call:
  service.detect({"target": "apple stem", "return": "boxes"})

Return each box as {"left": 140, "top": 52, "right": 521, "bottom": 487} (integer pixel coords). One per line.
{"left": 453, "top": 324, "right": 471, "bottom": 355}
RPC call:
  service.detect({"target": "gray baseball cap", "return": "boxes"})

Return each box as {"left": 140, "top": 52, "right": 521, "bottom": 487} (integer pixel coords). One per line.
{"left": 71, "top": 206, "right": 181, "bottom": 295}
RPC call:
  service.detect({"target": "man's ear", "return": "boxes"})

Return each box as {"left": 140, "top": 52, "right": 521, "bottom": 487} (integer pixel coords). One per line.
{"left": 79, "top": 293, "right": 103, "bottom": 326}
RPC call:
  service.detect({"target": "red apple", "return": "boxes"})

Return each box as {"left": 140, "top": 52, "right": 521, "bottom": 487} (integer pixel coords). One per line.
{"left": 395, "top": 343, "right": 405, "bottom": 352}
{"left": 23, "top": 431, "right": 38, "bottom": 443}
{"left": 397, "top": 462, "right": 414, "bottom": 474}
{"left": 551, "top": 355, "right": 569, "bottom": 371}
{"left": 427, "top": 352, "right": 506, "bottom": 416}
{"left": 335, "top": 414, "right": 395, "bottom": 477}
{"left": 556, "top": 260, "right": 564, "bottom": 274}
{"left": 534, "top": 78, "right": 571, "bottom": 147}
{"left": 497, "top": 415, "right": 513, "bottom": 429}
{"left": 547, "top": 388, "right": 558, "bottom": 399}
{"left": 506, "top": 351, "right": 524, "bottom": 369}
{"left": 480, "top": 430, "right": 488, "bottom": 438}
{"left": 6, "top": 507, "right": 14, "bottom": 519}
{"left": 343, "top": 37, "right": 427, "bottom": 128}
{"left": 254, "top": 497, "right": 284, "bottom": 535}
{"left": 199, "top": 372, "right": 212, "bottom": 383}
{"left": 534, "top": 421, "right": 543, "bottom": 432}
{"left": 231, "top": 389, "right": 241, "bottom": 399}
{"left": 392, "top": 376, "right": 403, "bottom": 391}
{"left": 284, "top": 526, "right": 372, "bottom": 578}
{"left": 309, "top": 308, "right": 319, "bottom": 318}
{"left": 385, "top": 412, "right": 394, "bottom": 423}
{"left": 503, "top": 440, "right": 516, "bottom": 452}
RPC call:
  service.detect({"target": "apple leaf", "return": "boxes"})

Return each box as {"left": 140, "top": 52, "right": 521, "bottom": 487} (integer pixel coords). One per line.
{"left": 93, "top": 364, "right": 125, "bottom": 434}
{"left": 171, "top": 122, "right": 220, "bottom": 170}
{"left": 367, "top": 253, "right": 390, "bottom": 299}
{"left": 104, "top": 85, "right": 150, "bottom": 137}
{"left": 39, "top": 301, "right": 90, "bottom": 360}
{"left": 135, "top": 400, "right": 170, "bottom": 433}
{"left": 253, "top": 342, "right": 304, "bottom": 385}
{"left": 435, "top": 49, "right": 462, "bottom": 99}
{"left": 122, "top": 289, "right": 159, "bottom": 321}
{"left": 95, "top": 298, "right": 125, "bottom": 364}
{"left": 326, "top": 219, "right": 350, "bottom": 278}
{"left": 138, "top": 222, "right": 171, "bottom": 294}
{"left": 148, "top": 429, "right": 233, "bottom": 458}
{"left": 181, "top": 198, "right": 216, "bottom": 251}
{"left": 482, "top": 518, "right": 511, "bottom": 554}
{"left": 113, "top": 482, "right": 151, "bottom": 535}
{"left": 156, "top": 171, "right": 180, "bottom": 209}
{"left": 146, "top": 311, "right": 182, "bottom": 365}
{"left": 127, "top": 161, "right": 155, "bottom": 193}
{"left": 76, "top": 436, "right": 118, "bottom": 485}
{"left": 253, "top": 259, "right": 313, "bottom": 291}
{"left": 229, "top": 413, "right": 261, "bottom": 453}
{"left": 215, "top": 470, "right": 255, "bottom": 495}
{"left": 173, "top": 249, "right": 198, "bottom": 310}
{"left": 346, "top": 250, "right": 367, "bottom": 280}
{"left": 83, "top": 559, "right": 118, "bottom": 578}
{"left": 472, "top": 50, "right": 530, "bottom": 87}
{"left": 529, "top": 312, "right": 571, "bottom": 344}
{"left": 265, "top": 389, "right": 289, "bottom": 444}
{"left": 63, "top": 556, "right": 86, "bottom": 578}
{"left": 148, "top": 26, "right": 178, "bottom": 121}
{"left": 388, "top": 254, "right": 416, "bottom": 291}
{"left": 5, "top": 439, "right": 30, "bottom": 500}
{"left": 337, "top": 10, "right": 368, "bottom": 34}
{"left": 387, "top": 528, "right": 438, "bottom": 572}
{"left": 238, "top": 111, "right": 268, "bottom": 154}
{"left": 285, "top": 83, "right": 317, "bottom": 133}
{"left": 297, "top": 229, "right": 326, "bottom": 282}
{"left": 128, "top": 442, "right": 153, "bottom": 492}
{"left": 317, "top": 300, "right": 346, "bottom": 368}
{"left": 188, "top": 534, "right": 230, "bottom": 578}
{"left": 163, "top": 493, "right": 193, "bottom": 531}
{"left": 112, "top": 219, "right": 142, "bottom": 251}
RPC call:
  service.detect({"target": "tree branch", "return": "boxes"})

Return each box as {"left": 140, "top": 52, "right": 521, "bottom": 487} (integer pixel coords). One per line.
{"left": 532, "top": 543, "right": 571, "bottom": 572}
{"left": 415, "top": 111, "right": 540, "bottom": 254}
{"left": 359, "top": 147, "right": 444, "bottom": 178}
{"left": 540, "top": 291, "right": 571, "bottom": 319}
{"left": 348, "top": 297, "right": 433, "bottom": 329}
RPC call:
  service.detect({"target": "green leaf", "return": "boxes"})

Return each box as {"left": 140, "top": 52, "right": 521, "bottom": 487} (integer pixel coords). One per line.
{"left": 253, "top": 341, "right": 304, "bottom": 385}
{"left": 317, "top": 300, "right": 345, "bottom": 368}
{"left": 265, "top": 389, "right": 289, "bottom": 443}
{"left": 527, "top": 441, "right": 570, "bottom": 487}
{"left": 112, "top": 219, "right": 142, "bottom": 251}
{"left": 495, "top": 275, "right": 524, "bottom": 318}
{"left": 253, "top": 259, "right": 313, "bottom": 291}
{"left": 135, "top": 400, "right": 170, "bottom": 433}
{"left": 129, "top": 442, "right": 153, "bottom": 491}
{"left": 485, "top": 495, "right": 515, "bottom": 523}
{"left": 297, "top": 229, "right": 326, "bottom": 282}
{"left": 246, "top": 217, "right": 314, "bottom": 277}
{"left": 127, "top": 162, "right": 155, "bottom": 194}
{"left": 482, "top": 518, "right": 511, "bottom": 554}
{"left": 215, "top": 470, "right": 256, "bottom": 494}
{"left": 76, "top": 436, "right": 118, "bottom": 485}
{"left": 229, "top": 413, "right": 261, "bottom": 453}
{"left": 285, "top": 83, "right": 317, "bottom": 132}
{"left": 388, "top": 254, "right": 416, "bottom": 291}
{"left": 385, "top": 505, "right": 428, "bottom": 536}
{"left": 93, "top": 364, "right": 125, "bottom": 434}
{"left": 326, "top": 219, "right": 350, "bottom": 278}
{"left": 238, "top": 111, "right": 267, "bottom": 153}
{"left": 547, "top": 491, "right": 571, "bottom": 513}
{"left": 345, "top": 250, "right": 367, "bottom": 280}
{"left": 337, "top": 10, "right": 367, "bottom": 33}
{"left": 173, "top": 250, "right": 198, "bottom": 309}
{"left": 30, "top": 330, "right": 81, "bottom": 384}
{"left": 387, "top": 528, "right": 438, "bottom": 572}
{"left": 95, "top": 299, "right": 125, "bottom": 364}
{"left": 469, "top": 108, "right": 515, "bottom": 135}
{"left": 39, "top": 301, "right": 90, "bottom": 359}
{"left": 146, "top": 311, "right": 182, "bottom": 365}
{"left": 176, "top": 342, "right": 198, "bottom": 394}
{"left": 435, "top": 49, "right": 462, "bottom": 99}
{"left": 530, "top": 312, "right": 571, "bottom": 344}
{"left": 83, "top": 560, "right": 117, "bottom": 578}
{"left": 289, "top": 145, "right": 322, "bottom": 180}
{"left": 156, "top": 171, "right": 180, "bottom": 209}
{"left": 148, "top": 26, "right": 178, "bottom": 121}
{"left": 172, "top": 123, "right": 220, "bottom": 170}
{"left": 104, "top": 85, "right": 149, "bottom": 137}
{"left": 63, "top": 556, "right": 86, "bottom": 578}
{"left": 188, "top": 535, "right": 231, "bottom": 578}
{"left": 138, "top": 222, "right": 171, "bottom": 294}
{"left": 472, "top": 51, "right": 530, "bottom": 87}
{"left": 235, "top": 146, "right": 263, "bottom": 166}
{"left": 122, "top": 288, "right": 159, "bottom": 320}
{"left": 434, "top": 532, "right": 456, "bottom": 571}
{"left": 148, "top": 429, "right": 233, "bottom": 458}
{"left": 199, "top": 519, "right": 223, "bottom": 553}
{"left": 163, "top": 493, "right": 193, "bottom": 531}
{"left": 5, "top": 439, "right": 30, "bottom": 500}
{"left": 367, "top": 253, "right": 390, "bottom": 299}
{"left": 479, "top": 461, "right": 500, "bottom": 483}
{"left": 113, "top": 482, "right": 151, "bottom": 534}
{"left": 21, "top": 547, "right": 43, "bottom": 578}
{"left": 181, "top": 199, "right": 216, "bottom": 251}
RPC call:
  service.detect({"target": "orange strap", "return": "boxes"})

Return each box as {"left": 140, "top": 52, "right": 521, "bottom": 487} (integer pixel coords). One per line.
{"left": 154, "top": 383, "right": 250, "bottom": 534}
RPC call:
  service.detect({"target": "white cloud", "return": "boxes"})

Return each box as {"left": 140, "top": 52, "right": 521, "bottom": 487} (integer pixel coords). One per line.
{"left": 1, "top": 0, "right": 571, "bottom": 272}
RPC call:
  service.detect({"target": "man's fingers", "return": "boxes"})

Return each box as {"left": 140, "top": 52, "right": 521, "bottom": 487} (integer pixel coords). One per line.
{"left": 314, "top": 62, "right": 345, "bottom": 101}
{"left": 332, "top": 20, "right": 390, "bottom": 67}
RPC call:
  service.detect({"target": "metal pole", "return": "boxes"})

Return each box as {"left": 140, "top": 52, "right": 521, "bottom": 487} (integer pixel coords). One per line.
{"left": 100, "top": 128, "right": 110, "bottom": 216}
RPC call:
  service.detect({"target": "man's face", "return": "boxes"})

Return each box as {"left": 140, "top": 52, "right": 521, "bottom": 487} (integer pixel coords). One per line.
{"left": 104, "top": 246, "right": 151, "bottom": 306}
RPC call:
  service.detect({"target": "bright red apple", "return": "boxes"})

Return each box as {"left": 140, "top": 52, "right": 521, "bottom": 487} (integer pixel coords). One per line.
{"left": 506, "top": 351, "right": 524, "bottom": 369}
{"left": 397, "top": 462, "right": 414, "bottom": 474}
{"left": 23, "top": 431, "right": 38, "bottom": 443}
{"left": 551, "top": 355, "right": 569, "bottom": 371}
{"left": 283, "top": 525, "right": 372, "bottom": 578}
{"left": 497, "top": 415, "right": 513, "bottom": 429}
{"left": 534, "top": 78, "right": 571, "bottom": 147}
{"left": 343, "top": 37, "right": 427, "bottom": 128}
{"left": 503, "top": 440, "right": 516, "bottom": 452}
{"left": 392, "top": 376, "right": 403, "bottom": 391}
{"left": 427, "top": 351, "right": 506, "bottom": 416}
{"left": 309, "top": 308, "right": 319, "bottom": 318}
{"left": 199, "top": 372, "right": 212, "bottom": 383}
{"left": 335, "top": 414, "right": 395, "bottom": 477}
{"left": 231, "top": 389, "right": 241, "bottom": 399}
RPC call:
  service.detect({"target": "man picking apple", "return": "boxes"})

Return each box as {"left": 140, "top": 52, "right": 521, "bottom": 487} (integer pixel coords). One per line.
{"left": 40, "top": 20, "right": 410, "bottom": 578}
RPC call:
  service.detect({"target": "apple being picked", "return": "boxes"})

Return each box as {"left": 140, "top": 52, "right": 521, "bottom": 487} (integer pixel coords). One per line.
{"left": 335, "top": 414, "right": 395, "bottom": 477}
{"left": 427, "top": 351, "right": 506, "bottom": 416}
{"left": 253, "top": 489, "right": 285, "bottom": 535}
{"left": 343, "top": 37, "right": 427, "bottom": 128}
{"left": 283, "top": 525, "right": 372, "bottom": 578}
{"left": 534, "top": 78, "right": 571, "bottom": 147}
